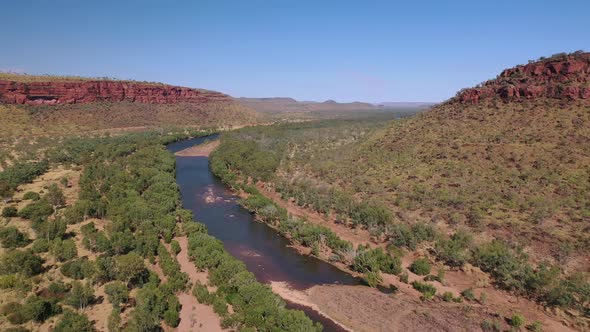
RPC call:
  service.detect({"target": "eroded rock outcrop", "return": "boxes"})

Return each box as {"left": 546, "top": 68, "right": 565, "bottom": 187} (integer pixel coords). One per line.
{"left": 0, "top": 80, "right": 232, "bottom": 105}
{"left": 453, "top": 52, "right": 590, "bottom": 104}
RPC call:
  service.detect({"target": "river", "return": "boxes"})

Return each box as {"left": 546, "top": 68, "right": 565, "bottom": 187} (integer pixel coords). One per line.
{"left": 167, "top": 135, "right": 363, "bottom": 331}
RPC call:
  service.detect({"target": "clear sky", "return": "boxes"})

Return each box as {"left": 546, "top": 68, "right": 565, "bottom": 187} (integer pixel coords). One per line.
{"left": 2, "top": 0, "right": 589, "bottom": 102}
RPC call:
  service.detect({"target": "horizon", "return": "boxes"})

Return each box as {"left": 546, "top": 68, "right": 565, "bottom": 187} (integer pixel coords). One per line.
{"left": 2, "top": 0, "right": 589, "bottom": 103}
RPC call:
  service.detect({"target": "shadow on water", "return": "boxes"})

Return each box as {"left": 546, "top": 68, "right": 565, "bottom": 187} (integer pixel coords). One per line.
{"left": 168, "top": 136, "right": 363, "bottom": 331}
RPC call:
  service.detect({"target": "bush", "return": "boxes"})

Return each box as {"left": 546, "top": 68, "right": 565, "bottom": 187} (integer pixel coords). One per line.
{"left": 442, "top": 291, "right": 454, "bottom": 302}
{"left": 31, "top": 238, "right": 50, "bottom": 253}
{"left": 0, "top": 274, "right": 33, "bottom": 292}
{"left": 66, "top": 281, "right": 95, "bottom": 309}
{"left": 22, "top": 294, "right": 61, "bottom": 322}
{"left": 23, "top": 191, "right": 40, "bottom": 201}
{"left": 352, "top": 247, "right": 401, "bottom": 275}
{"left": 461, "top": 288, "right": 476, "bottom": 301}
{"left": 0, "top": 226, "right": 29, "bottom": 248}
{"left": 364, "top": 270, "right": 383, "bottom": 288}
{"left": 0, "top": 250, "right": 44, "bottom": 276}
{"left": 481, "top": 319, "right": 502, "bottom": 331}
{"left": 54, "top": 310, "right": 93, "bottom": 332}
{"left": 2, "top": 206, "right": 18, "bottom": 218}
{"left": 510, "top": 314, "right": 525, "bottom": 329}
{"left": 409, "top": 258, "right": 431, "bottom": 276}
{"left": 170, "top": 240, "right": 181, "bottom": 255}
{"left": 411, "top": 281, "right": 437, "bottom": 300}
{"left": 105, "top": 281, "right": 129, "bottom": 307}
{"left": 193, "top": 281, "right": 213, "bottom": 304}
{"left": 50, "top": 238, "right": 78, "bottom": 262}
{"left": 60, "top": 258, "right": 95, "bottom": 280}
{"left": 45, "top": 183, "right": 66, "bottom": 207}
{"left": 18, "top": 200, "right": 53, "bottom": 220}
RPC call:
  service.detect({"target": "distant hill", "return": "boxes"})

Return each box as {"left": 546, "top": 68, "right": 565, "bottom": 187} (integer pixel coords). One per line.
{"left": 236, "top": 97, "right": 381, "bottom": 113}
{"left": 0, "top": 73, "right": 259, "bottom": 137}
{"left": 377, "top": 102, "right": 435, "bottom": 108}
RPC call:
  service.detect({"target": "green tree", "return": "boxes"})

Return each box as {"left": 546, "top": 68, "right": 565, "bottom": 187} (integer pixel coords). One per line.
{"left": 0, "top": 250, "right": 44, "bottom": 276}
{"left": 66, "top": 281, "right": 95, "bottom": 309}
{"left": 105, "top": 281, "right": 129, "bottom": 307}
{"left": 0, "top": 226, "right": 29, "bottom": 248}
{"left": 54, "top": 310, "right": 93, "bottom": 332}
{"left": 50, "top": 238, "right": 78, "bottom": 262}
{"left": 45, "top": 183, "right": 66, "bottom": 208}
{"left": 115, "top": 252, "right": 147, "bottom": 284}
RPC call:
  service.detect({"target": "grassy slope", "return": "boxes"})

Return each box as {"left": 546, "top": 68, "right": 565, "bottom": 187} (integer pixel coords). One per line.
{"left": 323, "top": 99, "right": 589, "bottom": 262}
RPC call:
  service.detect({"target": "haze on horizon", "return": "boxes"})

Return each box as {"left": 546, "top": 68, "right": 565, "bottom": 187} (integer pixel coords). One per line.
{"left": 2, "top": 0, "right": 589, "bottom": 103}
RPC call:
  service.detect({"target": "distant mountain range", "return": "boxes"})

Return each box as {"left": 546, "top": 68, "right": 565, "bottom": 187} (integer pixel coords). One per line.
{"left": 236, "top": 97, "right": 434, "bottom": 113}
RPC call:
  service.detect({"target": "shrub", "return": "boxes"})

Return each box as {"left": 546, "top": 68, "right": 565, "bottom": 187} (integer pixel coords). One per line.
{"left": 409, "top": 258, "right": 431, "bottom": 276}
{"left": 400, "top": 271, "right": 409, "bottom": 283}
{"left": 50, "top": 238, "right": 78, "bottom": 262}
{"left": 60, "top": 258, "right": 95, "bottom": 280}
{"left": 22, "top": 294, "right": 61, "bottom": 322}
{"left": 481, "top": 319, "right": 502, "bottom": 331}
{"left": 510, "top": 314, "right": 525, "bottom": 329}
{"left": 411, "top": 281, "right": 437, "bottom": 300}
{"left": 442, "top": 291, "right": 454, "bottom": 302}
{"left": 115, "top": 252, "right": 147, "bottom": 285}
{"left": 0, "top": 274, "right": 32, "bottom": 292}
{"left": 23, "top": 191, "right": 40, "bottom": 201}
{"left": 193, "top": 281, "right": 213, "bottom": 304}
{"left": 18, "top": 200, "right": 53, "bottom": 220}
{"left": 0, "top": 250, "right": 44, "bottom": 276}
{"left": 461, "top": 288, "right": 476, "bottom": 301}
{"left": 31, "top": 238, "right": 50, "bottom": 253}
{"left": 54, "top": 310, "right": 93, "bottom": 332}
{"left": 0, "top": 226, "right": 29, "bottom": 248}
{"left": 364, "top": 270, "right": 383, "bottom": 288}
{"left": 105, "top": 281, "right": 129, "bottom": 307}
{"left": 352, "top": 247, "right": 401, "bottom": 275}
{"left": 2, "top": 206, "right": 18, "bottom": 218}
{"left": 170, "top": 240, "right": 181, "bottom": 255}
{"left": 66, "top": 281, "right": 95, "bottom": 309}
{"left": 45, "top": 183, "right": 66, "bottom": 207}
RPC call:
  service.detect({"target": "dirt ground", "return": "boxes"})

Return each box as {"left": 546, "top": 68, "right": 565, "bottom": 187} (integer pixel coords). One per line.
{"left": 175, "top": 140, "right": 220, "bottom": 157}
{"left": 175, "top": 236, "right": 225, "bottom": 332}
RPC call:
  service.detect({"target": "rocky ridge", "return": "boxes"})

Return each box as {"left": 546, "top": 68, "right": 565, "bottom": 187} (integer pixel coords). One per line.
{"left": 453, "top": 51, "right": 590, "bottom": 104}
{"left": 0, "top": 79, "right": 232, "bottom": 105}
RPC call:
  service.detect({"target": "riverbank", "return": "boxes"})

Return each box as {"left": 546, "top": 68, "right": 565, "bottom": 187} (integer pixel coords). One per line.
{"left": 252, "top": 182, "right": 578, "bottom": 332}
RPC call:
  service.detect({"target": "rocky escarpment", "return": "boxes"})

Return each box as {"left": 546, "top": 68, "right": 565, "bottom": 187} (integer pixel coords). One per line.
{"left": 453, "top": 51, "right": 590, "bottom": 104}
{"left": 0, "top": 80, "right": 232, "bottom": 105}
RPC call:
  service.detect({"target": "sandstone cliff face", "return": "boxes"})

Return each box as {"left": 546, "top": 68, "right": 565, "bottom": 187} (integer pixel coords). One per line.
{"left": 0, "top": 80, "right": 232, "bottom": 105}
{"left": 453, "top": 52, "right": 590, "bottom": 104}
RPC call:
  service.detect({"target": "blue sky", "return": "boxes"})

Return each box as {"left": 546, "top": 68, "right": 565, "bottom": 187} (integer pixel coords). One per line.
{"left": 2, "top": 0, "right": 589, "bottom": 102}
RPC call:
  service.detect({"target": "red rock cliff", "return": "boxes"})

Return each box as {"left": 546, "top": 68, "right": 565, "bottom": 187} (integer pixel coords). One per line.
{"left": 453, "top": 52, "right": 590, "bottom": 104}
{"left": 0, "top": 80, "right": 232, "bottom": 105}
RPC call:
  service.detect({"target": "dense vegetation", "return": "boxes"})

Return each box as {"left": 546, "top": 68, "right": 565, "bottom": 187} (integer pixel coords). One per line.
{"left": 0, "top": 129, "right": 320, "bottom": 331}
{"left": 209, "top": 119, "right": 590, "bottom": 316}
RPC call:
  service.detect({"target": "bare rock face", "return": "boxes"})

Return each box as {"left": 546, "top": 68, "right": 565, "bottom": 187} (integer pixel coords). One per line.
{"left": 0, "top": 80, "right": 232, "bottom": 105}
{"left": 453, "top": 52, "right": 590, "bottom": 104}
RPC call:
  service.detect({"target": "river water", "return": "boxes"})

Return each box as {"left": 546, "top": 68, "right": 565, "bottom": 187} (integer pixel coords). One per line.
{"left": 167, "top": 135, "right": 363, "bottom": 331}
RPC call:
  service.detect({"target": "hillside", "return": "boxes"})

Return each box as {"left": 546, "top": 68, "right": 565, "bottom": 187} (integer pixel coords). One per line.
{"left": 236, "top": 97, "right": 380, "bottom": 113}
{"left": 335, "top": 52, "right": 590, "bottom": 262}
{"left": 209, "top": 52, "right": 590, "bottom": 330}
{"left": 0, "top": 74, "right": 260, "bottom": 137}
